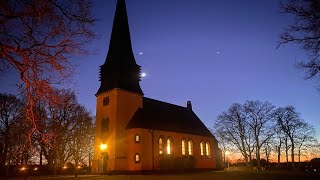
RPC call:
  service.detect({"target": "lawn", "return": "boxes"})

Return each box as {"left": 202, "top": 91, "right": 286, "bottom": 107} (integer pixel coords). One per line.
{"left": 4, "top": 170, "right": 319, "bottom": 180}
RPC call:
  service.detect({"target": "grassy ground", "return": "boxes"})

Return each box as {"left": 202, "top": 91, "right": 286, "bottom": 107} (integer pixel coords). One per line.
{"left": 2, "top": 170, "right": 319, "bottom": 180}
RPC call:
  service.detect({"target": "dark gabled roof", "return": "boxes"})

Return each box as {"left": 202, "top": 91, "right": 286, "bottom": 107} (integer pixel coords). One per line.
{"left": 126, "top": 97, "right": 213, "bottom": 137}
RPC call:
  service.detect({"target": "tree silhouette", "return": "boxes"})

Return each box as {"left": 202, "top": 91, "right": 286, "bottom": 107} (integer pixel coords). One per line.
{"left": 0, "top": 0, "right": 96, "bottom": 142}
{"left": 278, "top": 0, "right": 320, "bottom": 84}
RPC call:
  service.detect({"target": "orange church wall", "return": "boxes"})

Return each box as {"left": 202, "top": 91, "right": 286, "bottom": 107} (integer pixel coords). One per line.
{"left": 92, "top": 88, "right": 219, "bottom": 173}
{"left": 127, "top": 128, "right": 218, "bottom": 170}
{"left": 92, "top": 89, "right": 143, "bottom": 173}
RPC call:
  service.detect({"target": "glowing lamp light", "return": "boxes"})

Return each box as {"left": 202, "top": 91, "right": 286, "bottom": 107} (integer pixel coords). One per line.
{"left": 100, "top": 144, "right": 107, "bottom": 151}
{"left": 77, "top": 166, "right": 81, "bottom": 169}
{"left": 34, "top": 167, "right": 38, "bottom": 171}
{"left": 62, "top": 165, "right": 67, "bottom": 169}
{"left": 20, "top": 167, "right": 26, "bottom": 171}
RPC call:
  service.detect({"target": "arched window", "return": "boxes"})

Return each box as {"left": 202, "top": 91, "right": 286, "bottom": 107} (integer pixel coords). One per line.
{"left": 135, "top": 134, "right": 140, "bottom": 143}
{"left": 159, "top": 138, "right": 163, "bottom": 155}
{"left": 206, "top": 142, "right": 211, "bottom": 157}
{"left": 167, "top": 138, "right": 172, "bottom": 155}
{"left": 188, "top": 140, "right": 193, "bottom": 155}
{"left": 101, "top": 118, "right": 109, "bottom": 133}
{"left": 181, "top": 139, "right": 186, "bottom": 155}
{"left": 134, "top": 153, "right": 140, "bottom": 163}
{"left": 103, "top": 96, "right": 109, "bottom": 106}
{"left": 200, "top": 141, "right": 204, "bottom": 156}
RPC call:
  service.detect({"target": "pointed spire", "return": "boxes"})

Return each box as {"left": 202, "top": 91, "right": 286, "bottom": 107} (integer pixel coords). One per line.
{"left": 97, "top": 0, "right": 143, "bottom": 95}
{"left": 106, "top": 0, "right": 135, "bottom": 64}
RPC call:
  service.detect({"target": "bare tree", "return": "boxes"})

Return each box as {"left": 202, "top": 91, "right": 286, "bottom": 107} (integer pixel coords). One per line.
{"left": 243, "top": 100, "right": 275, "bottom": 170}
{"left": 212, "top": 129, "right": 234, "bottom": 166}
{"left": 214, "top": 103, "right": 251, "bottom": 167}
{"left": 295, "top": 123, "right": 317, "bottom": 162}
{"left": 273, "top": 106, "right": 306, "bottom": 167}
{"left": 278, "top": 0, "right": 320, "bottom": 83}
{"left": 0, "top": 0, "right": 96, "bottom": 142}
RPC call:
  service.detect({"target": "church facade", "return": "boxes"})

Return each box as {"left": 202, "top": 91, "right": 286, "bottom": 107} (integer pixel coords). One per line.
{"left": 92, "top": 0, "right": 222, "bottom": 173}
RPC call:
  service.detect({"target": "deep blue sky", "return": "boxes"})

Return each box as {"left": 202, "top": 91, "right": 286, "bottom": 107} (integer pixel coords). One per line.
{"left": 1, "top": 0, "right": 319, "bottom": 138}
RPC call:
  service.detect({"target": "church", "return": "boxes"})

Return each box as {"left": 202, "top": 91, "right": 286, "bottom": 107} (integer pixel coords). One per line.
{"left": 92, "top": 0, "right": 222, "bottom": 173}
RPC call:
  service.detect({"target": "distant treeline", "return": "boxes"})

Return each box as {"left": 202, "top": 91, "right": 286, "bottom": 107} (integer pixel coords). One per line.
{"left": 213, "top": 100, "right": 319, "bottom": 170}
{"left": 0, "top": 90, "right": 95, "bottom": 177}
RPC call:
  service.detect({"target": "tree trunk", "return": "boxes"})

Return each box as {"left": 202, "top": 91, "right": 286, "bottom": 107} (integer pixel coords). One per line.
{"left": 265, "top": 145, "right": 270, "bottom": 163}
{"left": 277, "top": 144, "right": 281, "bottom": 167}
{"left": 255, "top": 138, "right": 261, "bottom": 170}
{"left": 256, "top": 147, "right": 261, "bottom": 169}
{"left": 240, "top": 137, "right": 249, "bottom": 167}
{"left": 285, "top": 138, "right": 289, "bottom": 166}
{"left": 40, "top": 148, "right": 43, "bottom": 166}
{"left": 249, "top": 153, "right": 252, "bottom": 167}
{"left": 291, "top": 139, "right": 295, "bottom": 167}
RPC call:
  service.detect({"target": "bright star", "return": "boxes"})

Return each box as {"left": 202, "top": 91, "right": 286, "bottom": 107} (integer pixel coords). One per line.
{"left": 141, "top": 72, "right": 147, "bottom": 78}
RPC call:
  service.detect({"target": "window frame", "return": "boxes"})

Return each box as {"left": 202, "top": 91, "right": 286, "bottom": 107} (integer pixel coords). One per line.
{"left": 181, "top": 139, "right": 187, "bottom": 156}
{"left": 103, "top": 96, "right": 109, "bottom": 106}
{"left": 134, "top": 153, "right": 140, "bottom": 164}
{"left": 159, "top": 137, "right": 164, "bottom": 155}
{"left": 205, "top": 141, "right": 211, "bottom": 158}
{"left": 188, "top": 140, "right": 193, "bottom": 156}
{"left": 134, "top": 134, "right": 140, "bottom": 143}
{"left": 166, "top": 137, "right": 173, "bottom": 155}
{"left": 200, "top": 141, "right": 204, "bottom": 157}
{"left": 101, "top": 117, "right": 110, "bottom": 133}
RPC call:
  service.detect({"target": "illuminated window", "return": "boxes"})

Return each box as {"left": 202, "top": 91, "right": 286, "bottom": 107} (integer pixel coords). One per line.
{"left": 159, "top": 138, "right": 163, "bottom": 155}
{"left": 188, "top": 140, "right": 193, "bottom": 155}
{"left": 134, "top": 153, "right": 140, "bottom": 163}
{"left": 167, "top": 138, "right": 172, "bottom": 155}
{"left": 200, "top": 141, "right": 204, "bottom": 156}
{"left": 206, "top": 142, "right": 211, "bottom": 157}
{"left": 181, "top": 139, "right": 186, "bottom": 155}
{"left": 135, "top": 134, "right": 140, "bottom": 143}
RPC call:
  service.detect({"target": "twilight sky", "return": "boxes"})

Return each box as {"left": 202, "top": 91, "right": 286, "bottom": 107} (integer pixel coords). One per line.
{"left": 1, "top": 0, "right": 319, "bottom": 138}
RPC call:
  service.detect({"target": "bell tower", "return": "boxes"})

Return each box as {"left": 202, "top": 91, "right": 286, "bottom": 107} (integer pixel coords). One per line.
{"left": 93, "top": 0, "right": 143, "bottom": 173}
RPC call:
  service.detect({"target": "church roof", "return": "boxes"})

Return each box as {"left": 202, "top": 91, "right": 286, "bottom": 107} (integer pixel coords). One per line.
{"left": 97, "top": 0, "right": 143, "bottom": 96}
{"left": 126, "top": 97, "right": 213, "bottom": 137}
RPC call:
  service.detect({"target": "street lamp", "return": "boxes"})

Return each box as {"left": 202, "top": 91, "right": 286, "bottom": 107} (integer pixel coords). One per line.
{"left": 100, "top": 144, "right": 107, "bottom": 151}
{"left": 100, "top": 143, "right": 109, "bottom": 175}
